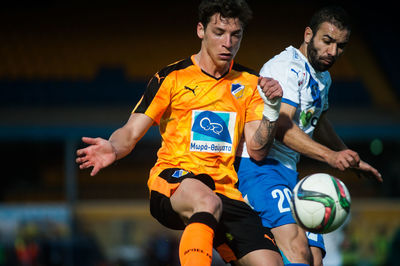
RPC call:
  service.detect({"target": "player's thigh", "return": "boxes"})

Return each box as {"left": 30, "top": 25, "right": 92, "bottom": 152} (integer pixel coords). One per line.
{"left": 171, "top": 177, "right": 222, "bottom": 220}
{"left": 244, "top": 182, "right": 296, "bottom": 229}
{"left": 149, "top": 167, "right": 217, "bottom": 229}
{"left": 237, "top": 159, "right": 297, "bottom": 228}
{"left": 234, "top": 249, "right": 284, "bottom": 266}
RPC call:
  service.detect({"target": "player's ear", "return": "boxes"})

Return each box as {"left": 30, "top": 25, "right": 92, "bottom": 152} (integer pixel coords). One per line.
{"left": 197, "top": 22, "right": 205, "bottom": 39}
{"left": 304, "top": 27, "right": 313, "bottom": 44}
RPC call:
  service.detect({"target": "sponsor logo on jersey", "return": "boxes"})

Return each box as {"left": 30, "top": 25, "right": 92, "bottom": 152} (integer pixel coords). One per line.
{"left": 300, "top": 108, "right": 315, "bottom": 127}
{"left": 297, "top": 63, "right": 324, "bottom": 128}
{"left": 190, "top": 110, "right": 236, "bottom": 153}
{"left": 231, "top": 83, "right": 244, "bottom": 99}
{"left": 172, "top": 169, "right": 189, "bottom": 178}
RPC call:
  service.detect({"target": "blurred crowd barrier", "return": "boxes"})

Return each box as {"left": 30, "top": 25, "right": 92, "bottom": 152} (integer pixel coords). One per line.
{"left": 0, "top": 199, "right": 399, "bottom": 266}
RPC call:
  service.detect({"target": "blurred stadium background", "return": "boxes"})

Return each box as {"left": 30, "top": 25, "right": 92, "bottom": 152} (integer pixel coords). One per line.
{"left": 0, "top": 1, "right": 399, "bottom": 265}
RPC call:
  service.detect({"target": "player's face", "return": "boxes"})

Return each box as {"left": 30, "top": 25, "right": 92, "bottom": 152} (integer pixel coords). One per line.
{"left": 307, "top": 22, "right": 350, "bottom": 71}
{"left": 198, "top": 13, "right": 243, "bottom": 71}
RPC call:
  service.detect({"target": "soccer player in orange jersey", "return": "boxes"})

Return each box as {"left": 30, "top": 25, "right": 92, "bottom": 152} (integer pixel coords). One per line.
{"left": 76, "top": 1, "right": 283, "bottom": 265}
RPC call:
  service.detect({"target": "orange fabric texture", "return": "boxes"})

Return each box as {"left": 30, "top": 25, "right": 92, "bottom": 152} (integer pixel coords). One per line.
{"left": 179, "top": 222, "right": 214, "bottom": 266}
{"left": 134, "top": 55, "right": 263, "bottom": 201}
{"left": 216, "top": 243, "right": 237, "bottom": 262}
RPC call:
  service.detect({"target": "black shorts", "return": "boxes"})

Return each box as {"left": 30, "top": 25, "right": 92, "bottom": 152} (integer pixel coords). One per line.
{"left": 149, "top": 169, "right": 280, "bottom": 262}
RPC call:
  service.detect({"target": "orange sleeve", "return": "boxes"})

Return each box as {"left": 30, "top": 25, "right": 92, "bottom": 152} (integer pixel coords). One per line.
{"left": 132, "top": 72, "right": 174, "bottom": 124}
{"left": 245, "top": 85, "right": 264, "bottom": 123}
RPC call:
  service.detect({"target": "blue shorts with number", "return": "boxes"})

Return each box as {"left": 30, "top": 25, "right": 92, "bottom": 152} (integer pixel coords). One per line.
{"left": 235, "top": 157, "right": 325, "bottom": 253}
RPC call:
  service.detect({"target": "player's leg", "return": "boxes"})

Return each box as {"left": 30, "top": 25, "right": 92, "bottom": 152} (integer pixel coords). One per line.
{"left": 213, "top": 194, "right": 283, "bottom": 266}
{"left": 306, "top": 232, "right": 325, "bottom": 266}
{"left": 171, "top": 178, "right": 222, "bottom": 266}
{"left": 234, "top": 249, "right": 283, "bottom": 266}
{"left": 310, "top": 246, "right": 323, "bottom": 266}
{"left": 236, "top": 158, "right": 312, "bottom": 265}
{"left": 149, "top": 168, "right": 221, "bottom": 266}
{"left": 271, "top": 224, "right": 311, "bottom": 264}
{"left": 170, "top": 177, "right": 222, "bottom": 220}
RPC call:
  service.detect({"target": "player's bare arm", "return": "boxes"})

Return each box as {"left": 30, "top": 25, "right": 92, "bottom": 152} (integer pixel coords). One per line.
{"left": 244, "top": 118, "right": 277, "bottom": 161}
{"left": 76, "top": 113, "right": 153, "bottom": 176}
{"left": 245, "top": 77, "right": 282, "bottom": 161}
{"left": 276, "top": 103, "right": 360, "bottom": 171}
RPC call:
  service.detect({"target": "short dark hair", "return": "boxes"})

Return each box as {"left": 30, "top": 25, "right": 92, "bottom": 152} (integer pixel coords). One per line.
{"left": 198, "top": 0, "right": 252, "bottom": 29}
{"left": 309, "top": 5, "right": 352, "bottom": 34}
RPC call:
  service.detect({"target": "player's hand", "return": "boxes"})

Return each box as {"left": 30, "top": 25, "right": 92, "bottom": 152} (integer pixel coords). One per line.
{"left": 258, "top": 76, "right": 283, "bottom": 100}
{"left": 328, "top": 149, "right": 360, "bottom": 171}
{"left": 76, "top": 137, "right": 117, "bottom": 176}
{"left": 257, "top": 77, "right": 283, "bottom": 121}
{"left": 352, "top": 160, "right": 383, "bottom": 183}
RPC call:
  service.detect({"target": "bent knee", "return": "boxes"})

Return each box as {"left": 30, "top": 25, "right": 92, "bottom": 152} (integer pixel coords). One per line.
{"left": 196, "top": 194, "right": 222, "bottom": 219}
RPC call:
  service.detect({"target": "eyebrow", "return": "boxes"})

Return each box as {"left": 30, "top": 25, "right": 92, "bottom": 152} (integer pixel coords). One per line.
{"left": 323, "top": 34, "right": 348, "bottom": 45}
{"left": 213, "top": 27, "right": 242, "bottom": 35}
{"left": 323, "top": 34, "right": 334, "bottom": 41}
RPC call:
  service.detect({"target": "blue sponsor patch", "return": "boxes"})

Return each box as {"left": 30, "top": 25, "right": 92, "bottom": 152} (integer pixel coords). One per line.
{"left": 192, "top": 111, "right": 232, "bottom": 143}
{"left": 190, "top": 110, "right": 236, "bottom": 153}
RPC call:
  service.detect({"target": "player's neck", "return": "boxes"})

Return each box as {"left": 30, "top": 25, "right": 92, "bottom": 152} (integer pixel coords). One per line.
{"left": 299, "top": 43, "right": 308, "bottom": 59}
{"left": 194, "top": 52, "right": 231, "bottom": 79}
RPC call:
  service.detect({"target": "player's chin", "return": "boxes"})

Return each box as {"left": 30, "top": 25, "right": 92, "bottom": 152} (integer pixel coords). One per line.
{"left": 315, "top": 63, "right": 331, "bottom": 72}
{"left": 319, "top": 60, "right": 335, "bottom": 71}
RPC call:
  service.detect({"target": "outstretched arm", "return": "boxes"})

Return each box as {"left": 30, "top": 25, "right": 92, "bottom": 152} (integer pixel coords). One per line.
{"left": 275, "top": 103, "right": 350, "bottom": 167}
{"left": 76, "top": 113, "right": 153, "bottom": 176}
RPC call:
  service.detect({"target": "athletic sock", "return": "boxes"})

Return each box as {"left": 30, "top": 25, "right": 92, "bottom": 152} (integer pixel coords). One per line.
{"left": 179, "top": 212, "right": 218, "bottom": 266}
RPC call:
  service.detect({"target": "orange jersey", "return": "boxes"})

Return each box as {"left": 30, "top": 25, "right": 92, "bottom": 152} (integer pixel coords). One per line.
{"left": 133, "top": 55, "right": 263, "bottom": 201}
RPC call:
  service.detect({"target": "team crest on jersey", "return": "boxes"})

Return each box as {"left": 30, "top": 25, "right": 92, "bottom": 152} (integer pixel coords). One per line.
{"left": 231, "top": 83, "right": 245, "bottom": 99}
{"left": 190, "top": 110, "right": 236, "bottom": 153}
{"left": 172, "top": 169, "right": 189, "bottom": 178}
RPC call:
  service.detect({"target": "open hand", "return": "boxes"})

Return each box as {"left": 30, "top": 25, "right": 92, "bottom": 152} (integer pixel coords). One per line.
{"left": 352, "top": 160, "right": 383, "bottom": 183}
{"left": 76, "top": 137, "right": 117, "bottom": 176}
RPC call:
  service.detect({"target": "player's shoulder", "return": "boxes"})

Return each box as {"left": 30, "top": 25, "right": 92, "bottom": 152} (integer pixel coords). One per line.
{"left": 232, "top": 63, "right": 259, "bottom": 77}
{"left": 262, "top": 46, "right": 304, "bottom": 74}
{"left": 157, "top": 57, "right": 194, "bottom": 77}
